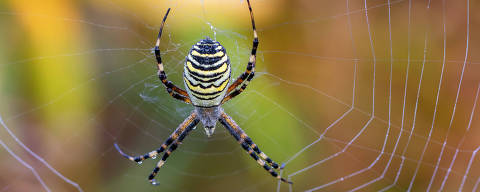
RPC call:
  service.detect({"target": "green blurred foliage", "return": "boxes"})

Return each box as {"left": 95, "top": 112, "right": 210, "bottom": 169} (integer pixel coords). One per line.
{"left": 1, "top": 0, "right": 480, "bottom": 191}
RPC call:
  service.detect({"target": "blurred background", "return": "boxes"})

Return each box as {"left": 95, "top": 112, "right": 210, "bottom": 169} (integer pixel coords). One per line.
{"left": 0, "top": 0, "right": 479, "bottom": 191}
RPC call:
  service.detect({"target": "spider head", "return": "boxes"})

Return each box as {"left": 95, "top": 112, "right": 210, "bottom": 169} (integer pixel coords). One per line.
{"left": 195, "top": 107, "right": 222, "bottom": 137}
{"left": 204, "top": 126, "right": 216, "bottom": 137}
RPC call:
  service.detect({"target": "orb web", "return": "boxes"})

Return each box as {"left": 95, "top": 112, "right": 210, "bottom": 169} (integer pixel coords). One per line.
{"left": 0, "top": 0, "right": 479, "bottom": 191}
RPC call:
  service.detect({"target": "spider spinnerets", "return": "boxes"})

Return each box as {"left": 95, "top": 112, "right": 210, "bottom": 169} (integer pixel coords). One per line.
{"left": 114, "top": 0, "right": 292, "bottom": 185}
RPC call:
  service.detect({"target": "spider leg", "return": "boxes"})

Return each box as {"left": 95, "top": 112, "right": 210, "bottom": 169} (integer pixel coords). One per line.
{"left": 155, "top": 8, "right": 191, "bottom": 104}
{"left": 219, "top": 112, "right": 292, "bottom": 184}
{"left": 222, "top": 0, "right": 258, "bottom": 104}
{"left": 148, "top": 117, "right": 199, "bottom": 185}
{"left": 219, "top": 112, "right": 281, "bottom": 169}
{"left": 114, "top": 112, "right": 198, "bottom": 164}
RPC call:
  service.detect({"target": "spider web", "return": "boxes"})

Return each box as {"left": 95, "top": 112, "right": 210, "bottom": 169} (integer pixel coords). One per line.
{"left": 0, "top": 0, "right": 479, "bottom": 191}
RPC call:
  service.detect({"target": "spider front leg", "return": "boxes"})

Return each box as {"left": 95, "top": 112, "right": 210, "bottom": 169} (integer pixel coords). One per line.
{"left": 149, "top": 117, "right": 199, "bottom": 185}
{"left": 222, "top": 0, "right": 258, "bottom": 104}
{"left": 114, "top": 112, "right": 198, "bottom": 163}
{"left": 155, "top": 8, "right": 191, "bottom": 104}
{"left": 219, "top": 112, "right": 292, "bottom": 184}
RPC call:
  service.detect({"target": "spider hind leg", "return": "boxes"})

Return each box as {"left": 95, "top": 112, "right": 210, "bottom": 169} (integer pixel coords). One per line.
{"left": 154, "top": 8, "right": 191, "bottom": 104}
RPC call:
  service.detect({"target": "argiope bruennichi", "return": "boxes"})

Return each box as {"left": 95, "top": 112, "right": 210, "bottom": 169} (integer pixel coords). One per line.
{"left": 114, "top": 0, "right": 292, "bottom": 185}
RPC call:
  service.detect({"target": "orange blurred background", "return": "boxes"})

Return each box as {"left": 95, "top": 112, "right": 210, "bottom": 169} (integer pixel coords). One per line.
{"left": 0, "top": 0, "right": 479, "bottom": 191}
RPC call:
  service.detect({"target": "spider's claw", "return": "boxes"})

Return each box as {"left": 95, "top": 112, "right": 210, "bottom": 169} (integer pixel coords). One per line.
{"left": 113, "top": 143, "right": 129, "bottom": 159}
{"left": 150, "top": 179, "right": 160, "bottom": 186}
{"left": 113, "top": 142, "right": 121, "bottom": 152}
{"left": 114, "top": 143, "right": 139, "bottom": 162}
{"left": 280, "top": 163, "right": 286, "bottom": 170}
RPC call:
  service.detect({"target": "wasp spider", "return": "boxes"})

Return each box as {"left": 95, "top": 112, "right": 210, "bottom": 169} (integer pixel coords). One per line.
{"left": 114, "top": 0, "right": 292, "bottom": 185}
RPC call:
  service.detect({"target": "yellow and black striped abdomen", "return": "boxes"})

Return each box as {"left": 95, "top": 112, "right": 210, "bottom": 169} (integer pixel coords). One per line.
{"left": 183, "top": 38, "right": 231, "bottom": 107}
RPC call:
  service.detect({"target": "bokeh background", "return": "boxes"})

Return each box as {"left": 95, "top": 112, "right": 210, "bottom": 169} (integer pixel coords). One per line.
{"left": 1, "top": 0, "right": 480, "bottom": 191}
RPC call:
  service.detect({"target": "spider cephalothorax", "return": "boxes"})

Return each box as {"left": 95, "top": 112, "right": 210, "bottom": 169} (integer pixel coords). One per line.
{"left": 114, "top": 0, "right": 292, "bottom": 186}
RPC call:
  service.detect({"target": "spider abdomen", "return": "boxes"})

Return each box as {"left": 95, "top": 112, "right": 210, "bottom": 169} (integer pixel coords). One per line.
{"left": 183, "top": 38, "right": 231, "bottom": 107}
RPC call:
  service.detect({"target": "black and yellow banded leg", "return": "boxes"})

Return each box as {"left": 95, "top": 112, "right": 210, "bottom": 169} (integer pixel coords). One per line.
{"left": 222, "top": 72, "right": 255, "bottom": 104}
{"left": 219, "top": 112, "right": 292, "bottom": 184}
{"left": 114, "top": 112, "right": 198, "bottom": 163}
{"left": 221, "top": 111, "right": 282, "bottom": 170}
{"left": 222, "top": 0, "right": 258, "bottom": 104}
{"left": 148, "top": 118, "right": 199, "bottom": 185}
{"left": 220, "top": 111, "right": 282, "bottom": 169}
{"left": 242, "top": 131, "right": 282, "bottom": 170}
{"left": 155, "top": 8, "right": 191, "bottom": 104}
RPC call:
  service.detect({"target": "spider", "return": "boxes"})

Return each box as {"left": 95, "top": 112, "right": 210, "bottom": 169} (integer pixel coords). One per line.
{"left": 114, "top": 0, "right": 292, "bottom": 185}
